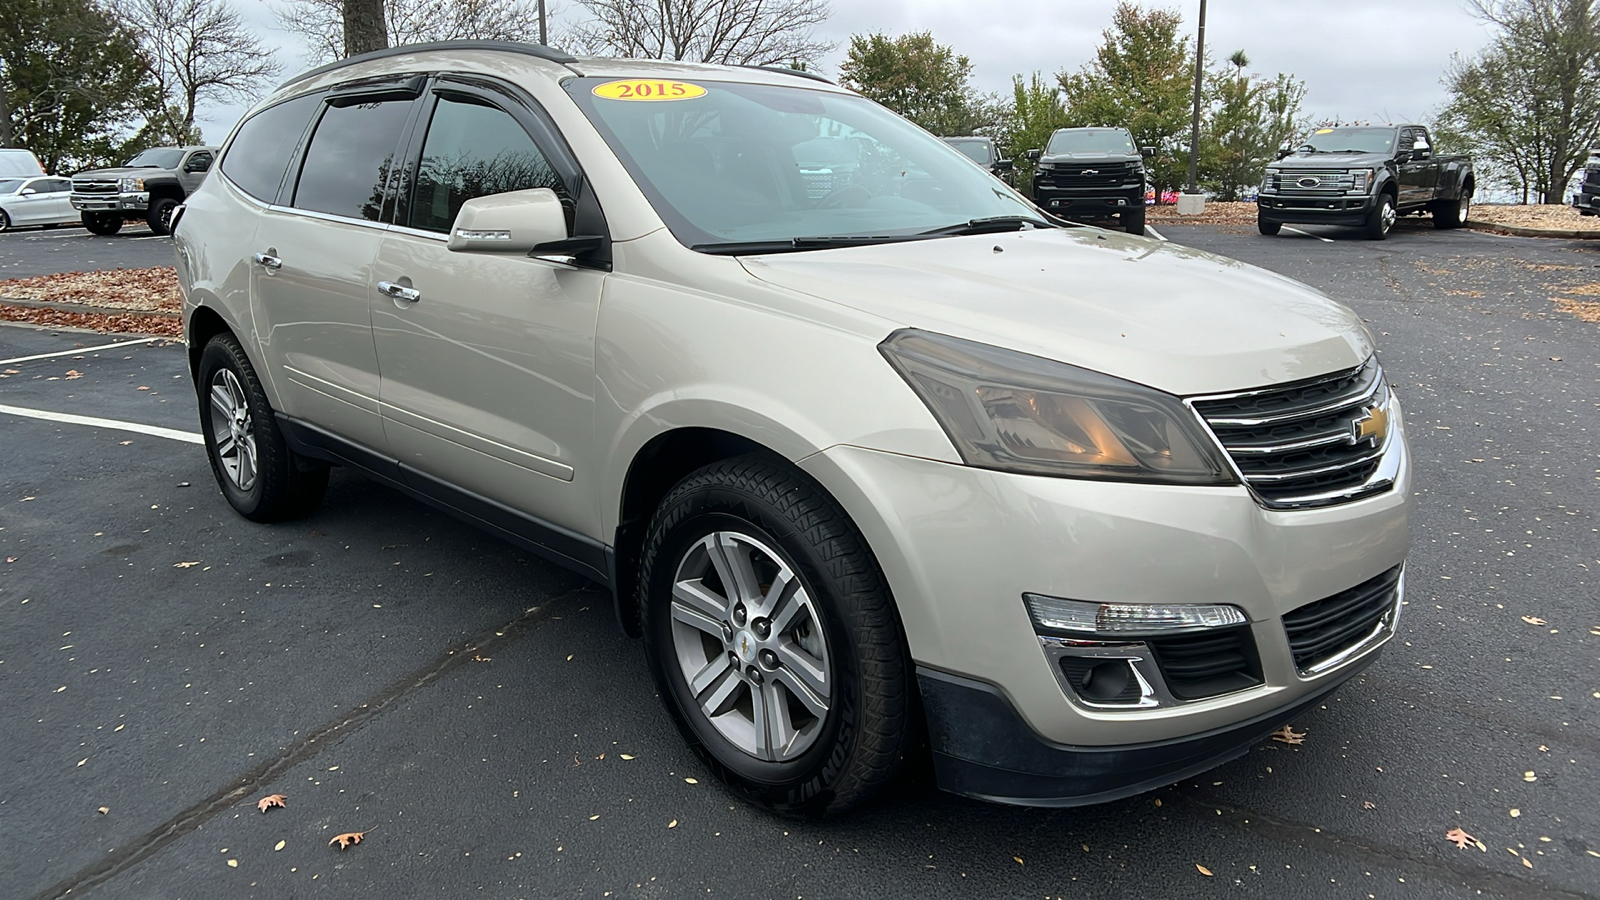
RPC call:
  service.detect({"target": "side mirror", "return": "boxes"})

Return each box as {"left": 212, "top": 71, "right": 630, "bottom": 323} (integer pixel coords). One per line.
{"left": 448, "top": 187, "right": 571, "bottom": 254}
{"left": 996, "top": 158, "right": 1014, "bottom": 172}
{"left": 1141, "top": 146, "right": 1155, "bottom": 158}
{"left": 1275, "top": 146, "right": 1292, "bottom": 160}
{"left": 1411, "top": 140, "right": 1431, "bottom": 160}
{"left": 19, "top": 188, "right": 35, "bottom": 196}
{"left": 1025, "top": 149, "right": 1042, "bottom": 162}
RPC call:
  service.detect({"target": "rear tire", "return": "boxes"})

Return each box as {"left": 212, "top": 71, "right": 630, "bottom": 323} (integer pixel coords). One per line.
{"left": 1364, "top": 194, "right": 1395, "bottom": 240}
{"left": 83, "top": 213, "right": 122, "bottom": 236}
{"left": 639, "top": 456, "right": 912, "bottom": 816}
{"left": 1433, "top": 192, "right": 1470, "bottom": 229}
{"left": 197, "top": 333, "right": 328, "bottom": 522}
{"left": 0, "top": 211, "right": 10, "bottom": 232}
{"left": 146, "top": 198, "right": 178, "bottom": 236}
{"left": 1257, "top": 218, "right": 1282, "bottom": 236}
{"left": 1123, "top": 206, "right": 1146, "bottom": 236}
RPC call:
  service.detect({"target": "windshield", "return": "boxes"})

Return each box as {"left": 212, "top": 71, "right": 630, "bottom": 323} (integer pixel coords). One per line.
{"left": 1045, "top": 129, "right": 1136, "bottom": 156}
{"left": 1299, "top": 127, "right": 1396, "bottom": 154}
{"left": 945, "top": 139, "right": 992, "bottom": 165}
{"left": 124, "top": 148, "right": 185, "bottom": 168}
{"left": 566, "top": 78, "right": 1038, "bottom": 250}
{"left": 0, "top": 178, "right": 24, "bottom": 195}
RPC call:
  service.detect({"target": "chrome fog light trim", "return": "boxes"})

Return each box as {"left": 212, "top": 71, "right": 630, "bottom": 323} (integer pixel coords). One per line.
{"left": 1038, "top": 637, "right": 1162, "bottom": 709}
{"left": 1025, "top": 594, "right": 1248, "bottom": 637}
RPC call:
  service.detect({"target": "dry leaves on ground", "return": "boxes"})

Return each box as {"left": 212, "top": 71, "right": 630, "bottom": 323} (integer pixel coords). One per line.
{"left": 1522, "top": 616, "right": 1548, "bottom": 626}
{"left": 1196, "top": 864, "right": 1214, "bottom": 876}
{"left": 1146, "top": 201, "right": 1258, "bottom": 226}
{"left": 1469, "top": 204, "right": 1600, "bottom": 233}
{"left": 256, "top": 794, "right": 286, "bottom": 813}
{"left": 329, "top": 829, "right": 371, "bottom": 849}
{"left": 1446, "top": 827, "right": 1486, "bottom": 851}
{"left": 0, "top": 267, "right": 180, "bottom": 311}
{"left": 1270, "top": 725, "right": 1307, "bottom": 745}
{"left": 0, "top": 303, "right": 182, "bottom": 336}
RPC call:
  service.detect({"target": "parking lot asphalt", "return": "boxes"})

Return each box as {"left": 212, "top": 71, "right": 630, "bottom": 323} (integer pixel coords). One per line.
{"left": 2, "top": 221, "right": 1599, "bottom": 900}
{"left": 0, "top": 224, "right": 172, "bottom": 279}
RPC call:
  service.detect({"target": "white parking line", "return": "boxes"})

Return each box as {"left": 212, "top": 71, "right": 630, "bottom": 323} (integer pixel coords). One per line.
{"left": 1283, "top": 226, "right": 1336, "bottom": 243}
{"left": 0, "top": 336, "right": 164, "bottom": 365}
{"left": 0, "top": 403, "right": 202, "bottom": 443}
{"left": 1144, "top": 224, "right": 1167, "bottom": 242}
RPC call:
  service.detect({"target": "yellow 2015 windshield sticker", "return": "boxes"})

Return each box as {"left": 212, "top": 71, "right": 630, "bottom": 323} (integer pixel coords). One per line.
{"left": 592, "top": 79, "right": 708, "bottom": 101}
{"left": 1314, "top": 128, "right": 1334, "bottom": 134}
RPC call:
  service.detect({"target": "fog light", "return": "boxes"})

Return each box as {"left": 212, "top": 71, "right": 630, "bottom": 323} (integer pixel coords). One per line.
{"left": 1025, "top": 594, "right": 1247, "bottom": 636}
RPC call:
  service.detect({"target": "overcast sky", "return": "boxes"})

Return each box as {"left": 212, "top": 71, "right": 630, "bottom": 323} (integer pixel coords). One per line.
{"left": 206, "top": 0, "right": 1498, "bottom": 142}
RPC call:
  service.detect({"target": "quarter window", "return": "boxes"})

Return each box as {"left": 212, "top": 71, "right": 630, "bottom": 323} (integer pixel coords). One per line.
{"left": 407, "top": 94, "right": 565, "bottom": 233}
{"left": 219, "top": 93, "right": 321, "bottom": 202}
{"left": 293, "top": 100, "right": 413, "bottom": 222}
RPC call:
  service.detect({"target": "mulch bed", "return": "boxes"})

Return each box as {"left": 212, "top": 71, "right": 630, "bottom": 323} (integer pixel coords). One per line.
{"left": 0, "top": 267, "right": 182, "bottom": 336}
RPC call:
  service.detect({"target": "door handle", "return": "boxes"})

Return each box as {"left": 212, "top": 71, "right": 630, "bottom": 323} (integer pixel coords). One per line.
{"left": 378, "top": 280, "right": 421, "bottom": 303}
{"left": 251, "top": 252, "right": 281, "bottom": 270}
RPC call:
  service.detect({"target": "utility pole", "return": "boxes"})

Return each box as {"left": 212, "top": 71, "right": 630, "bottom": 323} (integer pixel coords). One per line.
{"left": 1186, "top": 0, "right": 1207, "bottom": 194}
{"left": 538, "top": 0, "right": 547, "bottom": 45}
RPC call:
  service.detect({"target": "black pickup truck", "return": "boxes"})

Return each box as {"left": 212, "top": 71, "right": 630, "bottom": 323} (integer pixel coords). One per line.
{"left": 1572, "top": 150, "right": 1600, "bottom": 215}
{"left": 1027, "top": 127, "right": 1151, "bottom": 235}
{"left": 1258, "top": 125, "right": 1474, "bottom": 240}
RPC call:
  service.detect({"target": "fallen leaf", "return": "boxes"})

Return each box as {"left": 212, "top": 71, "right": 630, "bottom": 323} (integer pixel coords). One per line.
{"left": 137, "top": 386, "right": 150, "bottom": 391}
{"left": 1270, "top": 725, "right": 1306, "bottom": 745}
{"left": 1363, "top": 801, "right": 1377, "bottom": 810}
{"left": 588, "top": 815, "right": 599, "bottom": 821}
{"left": 173, "top": 561, "right": 200, "bottom": 568}
{"left": 274, "top": 840, "right": 285, "bottom": 851}
{"left": 98, "top": 806, "right": 109, "bottom": 815}
{"left": 1510, "top": 809, "right": 1521, "bottom": 818}
{"left": 1522, "top": 616, "right": 1547, "bottom": 626}
{"left": 226, "top": 859, "right": 237, "bottom": 867}
{"left": 5, "top": 557, "right": 15, "bottom": 563}
{"left": 1524, "top": 771, "right": 1538, "bottom": 782}
{"left": 1522, "top": 857, "right": 1533, "bottom": 869}
{"left": 620, "top": 754, "right": 635, "bottom": 760}
{"left": 668, "top": 819, "right": 678, "bottom": 828}
{"left": 1196, "top": 864, "right": 1213, "bottom": 876}
{"left": 256, "top": 794, "right": 286, "bottom": 813}
{"left": 1013, "top": 856, "right": 1024, "bottom": 865}
{"left": 1446, "top": 827, "right": 1485, "bottom": 851}
{"left": 328, "top": 829, "right": 371, "bottom": 850}
{"left": 684, "top": 777, "right": 698, "bottom": 784}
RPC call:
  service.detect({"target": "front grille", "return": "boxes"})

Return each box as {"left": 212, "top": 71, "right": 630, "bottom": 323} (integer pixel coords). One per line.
{"left": 1038, "top": 162, "right": 1133, "bottom": 189}
{"left": 1283, "top": 566, "right": 1402, "bottom": 672}
{"left": 1191, "top": 358, "right": 1394, "bottom": 508}
{"left": 1271, "top": 170, "right": 1356, "bottom": 194}
{"left": 1147, "top": 626, "right": 1262, "bottom": 700}
{"left": 72, "top": 180, "right": 118, "bottom": 194}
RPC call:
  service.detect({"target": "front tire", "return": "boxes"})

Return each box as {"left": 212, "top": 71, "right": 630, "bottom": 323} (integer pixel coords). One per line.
{"left": 83, "top": 213, "right": 123, "bottom": 236}
{"left": 0, "top": 210, "right": 10, "bottom": 232}
{"left": 1364, "top": 193, "right": 1396, "bottom": 240}
{"left": 639, "top": 457, "right": 911, "bottom": 816}
{"left": 146, "top": 198, "right": 178, "bottom": 236}
{"left": 1123, "top": 206, "right": 1146, "bottom": 236}
{"left": 197, "top": 333, "right": 328, "bottom": 522}
{"left": 1258, "top": 217, "right": 1282, "bottom": 236}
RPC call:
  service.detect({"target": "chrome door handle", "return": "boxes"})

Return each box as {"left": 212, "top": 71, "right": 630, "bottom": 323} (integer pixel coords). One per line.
{"left": 251, "top": 252, "right": 281, "bottom": 270}
{"left": 378, "top": 281, "right": 421, "bottom": 303}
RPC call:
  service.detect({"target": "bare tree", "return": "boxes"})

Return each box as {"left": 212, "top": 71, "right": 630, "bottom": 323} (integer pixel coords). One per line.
{"left": 277, "top": 0, "right": 544, "bottom": 63}
{"left": 116, "top": 0, "right": 281, "bottom": 143}
{"left": 568, "top": 0, "right": 831, "bottom": 67}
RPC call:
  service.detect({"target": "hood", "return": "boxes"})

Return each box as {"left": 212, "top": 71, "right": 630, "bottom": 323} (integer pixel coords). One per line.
{"left": 1039, "top": 152, "right": 1142, "bottom": 165}
{"left": 73, "top": 166, "right": 167, "bottom": 180}
{"left": 1270, "top": 150, "right": 1391, "bottom": 170}
{"left": 737, "top": 228, "right": 1372, "bottom": 396}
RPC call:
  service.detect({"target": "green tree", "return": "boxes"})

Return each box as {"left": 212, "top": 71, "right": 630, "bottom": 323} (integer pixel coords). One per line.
{"left": 1437, "top": 0, "right": 1600, "bottom": 203}
{"left": 999, "top": 72, "right": 1068, "bottom": 190}
{"left": 0, "top": 0, "right": 157, "bottom": 171}
{"left": 1056, "top": 2, "right": 1194, "bottom": 193}
{"left": 1199, "top": 50, "right": 1305, "bottom": 200}
{"left": 838, "top": 31, "right": 993, "bottom": 136}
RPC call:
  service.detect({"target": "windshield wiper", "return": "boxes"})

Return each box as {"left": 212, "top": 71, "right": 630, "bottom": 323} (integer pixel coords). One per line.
{"left": 918, "top": 215, "right": 1053, "bottom": 236}
{"left": 692, "top": 234, "right": 923, "bottom": 255}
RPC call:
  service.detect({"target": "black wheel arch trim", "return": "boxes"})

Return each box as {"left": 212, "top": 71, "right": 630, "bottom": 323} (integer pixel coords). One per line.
{"left": 916, "top": 657, "right": 1373, "bottom": 807}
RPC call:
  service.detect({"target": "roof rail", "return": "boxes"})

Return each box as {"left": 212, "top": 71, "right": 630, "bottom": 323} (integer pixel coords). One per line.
{"left": 279, "top": 41, "right": 577, "bottom": 91}
{"left": 738, "top": 64, "right": 833, "bottom": 85}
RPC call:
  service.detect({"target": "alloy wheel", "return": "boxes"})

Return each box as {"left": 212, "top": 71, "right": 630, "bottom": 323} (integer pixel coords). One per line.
{"left": 668, "top": 530, "right": 832, "bottom": 762}
{"left": 208, "top": 368, "right": 257, "bottom": 491}
{"left": 1380, "top": 201, "right": 1396, "bottom": 234}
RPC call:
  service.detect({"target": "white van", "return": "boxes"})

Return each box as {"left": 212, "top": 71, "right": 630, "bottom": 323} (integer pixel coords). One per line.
{"left": 0, "top": 149, "right": 47, "bottom": 178}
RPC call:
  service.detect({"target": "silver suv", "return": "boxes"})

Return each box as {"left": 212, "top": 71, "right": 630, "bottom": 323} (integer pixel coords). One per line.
{"left": 175, "top": 42, "right": 1411, "bottom": 815}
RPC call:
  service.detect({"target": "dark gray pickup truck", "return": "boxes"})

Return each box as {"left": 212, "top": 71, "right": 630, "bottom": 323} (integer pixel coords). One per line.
{"left": 70, "top": 145, "right": 218, "bottom": 236}
{"left": 1257, "top": 125, "right": 1474, "bottom": 240}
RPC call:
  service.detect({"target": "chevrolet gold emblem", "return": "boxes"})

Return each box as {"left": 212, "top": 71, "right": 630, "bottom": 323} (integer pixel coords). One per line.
{"left": 1351, "top": 404, "right": 1389, "bottom": 444}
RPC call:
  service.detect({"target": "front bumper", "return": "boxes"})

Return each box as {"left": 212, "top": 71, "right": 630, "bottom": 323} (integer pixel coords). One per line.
{"left": 799, "top": 403, "right": 1409, "bottom": 801}
{"left": 1032, "top": 185, "right": 1143, "bottom": 219}
{"left": 71, "top": 192, "right": 148, "bottom": 213}
{"left": 1258, "top": 192, "right": 1377, "bottom": 227}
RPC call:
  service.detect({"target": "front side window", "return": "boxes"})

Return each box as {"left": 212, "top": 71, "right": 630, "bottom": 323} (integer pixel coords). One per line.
{"left": 125, "top": 148, "right": 186, "bottom": 168}
{"left": 186, "top": 150, "right": 214, "bottom": 172}
{"left": 220, "top": 93, "right": 322, "bottom": 202}
{"left": 566, "top": 78, "right": 1036, "bottom": 250}
{"left": 47, "top": 178, "right": 73, "bottom": 192}
{"left": 408, "top": 94, "right": 564, "bottom": 233}
{"left": 292, "top": 99, "right": 412, "bottom": 222}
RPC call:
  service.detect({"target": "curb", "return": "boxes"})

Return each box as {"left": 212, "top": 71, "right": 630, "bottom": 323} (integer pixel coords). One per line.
{"left": 1463, "top": 219, "right": 1600, "bottom": 239}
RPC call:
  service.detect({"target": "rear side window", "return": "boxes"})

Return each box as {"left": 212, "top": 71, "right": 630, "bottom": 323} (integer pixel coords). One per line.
{"left": 293, "top": 100, "right": 412, "bottom": 222}
{"left": 220, "top": 93, "right": 320, "bottom": 202}
{"left": 407, "top": 95, "right": 565, "bottom": 233}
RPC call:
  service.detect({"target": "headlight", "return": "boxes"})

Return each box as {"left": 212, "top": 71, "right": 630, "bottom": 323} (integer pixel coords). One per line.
{"left": 1261, "top": 170, "right": 1277, "bottom": 191}
{"left": 1025, "top": 594, "right": 1247, "bottom": 636}
{"left": 879, "top": 330, "right": 1234, "bottom": 484}
{"left": 1347, "top": 169, "right": 1373, "bottom": 194}
{"left": 118, "top": 176, "right": 144, "bottom": 192}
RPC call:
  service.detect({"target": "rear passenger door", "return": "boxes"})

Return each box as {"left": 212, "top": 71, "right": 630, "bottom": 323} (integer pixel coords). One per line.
{"left": 371, "top": 76, "right": 608, "bottom": 540}
{"left": 250, "top": 82, "right": 421, "bottom": 454}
